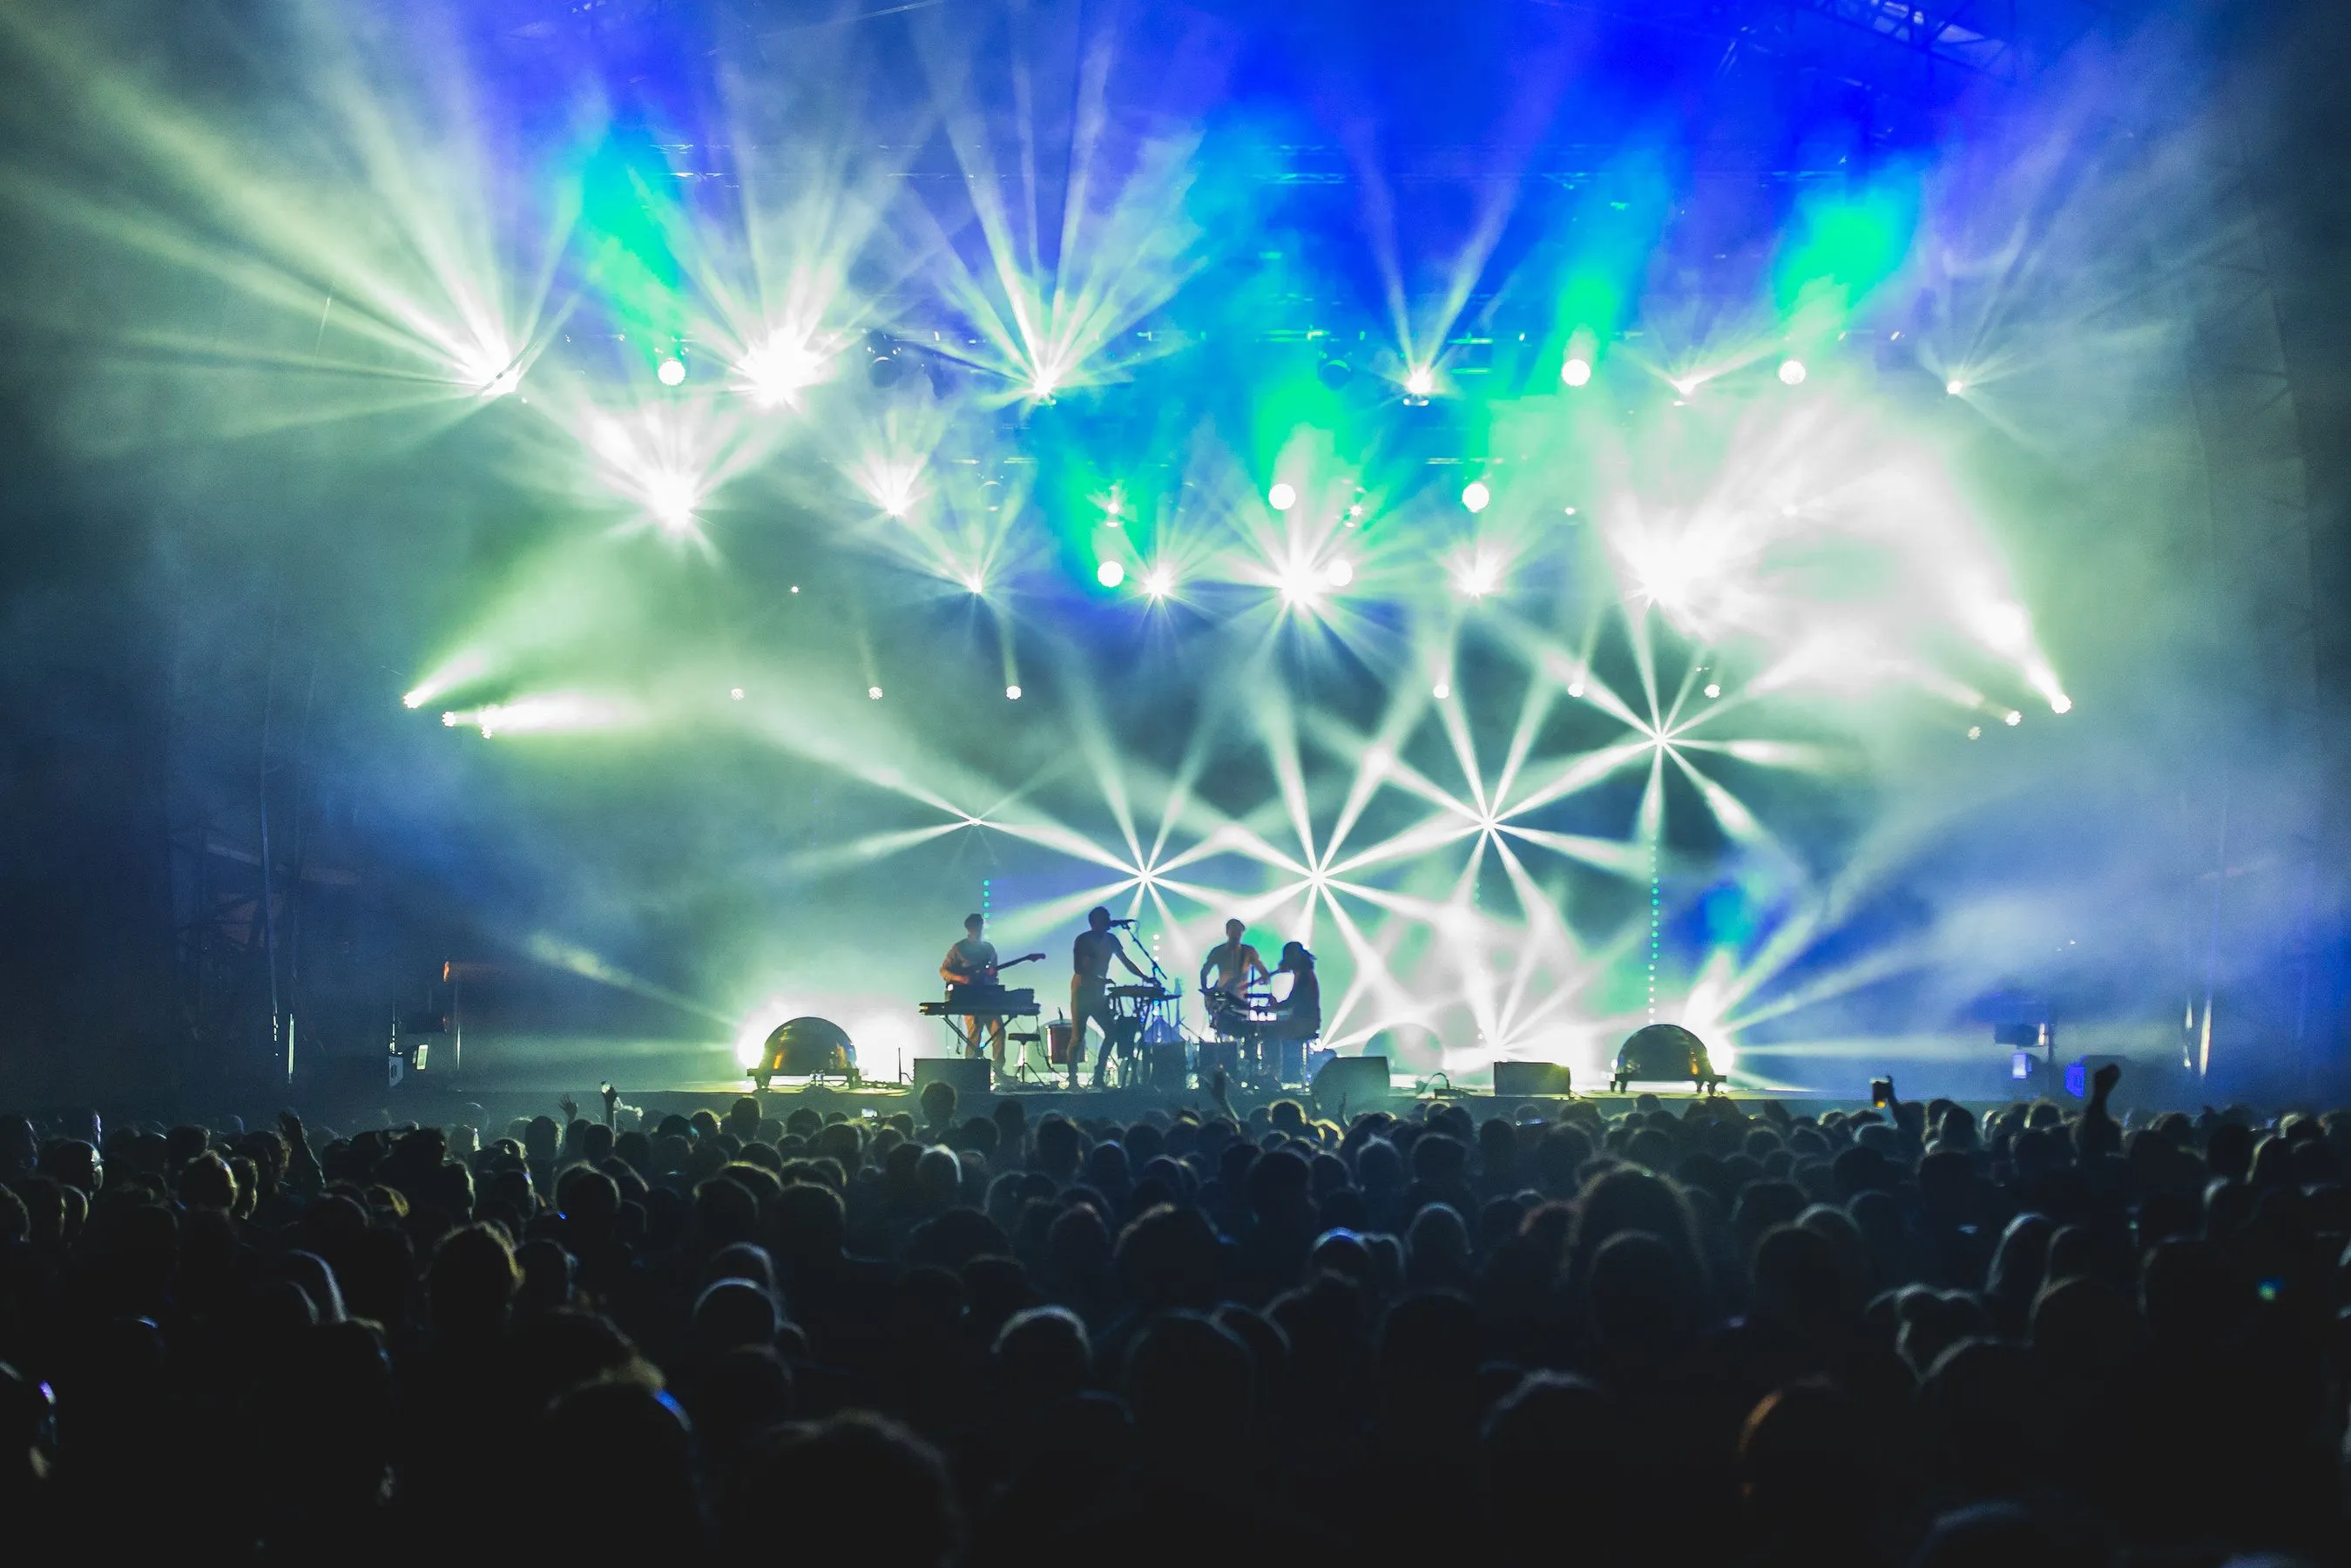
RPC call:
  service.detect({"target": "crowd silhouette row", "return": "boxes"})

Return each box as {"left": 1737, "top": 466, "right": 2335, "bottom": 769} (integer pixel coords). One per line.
{"left": 1, "top": 1063, "right": 2345, "bottom": 1565}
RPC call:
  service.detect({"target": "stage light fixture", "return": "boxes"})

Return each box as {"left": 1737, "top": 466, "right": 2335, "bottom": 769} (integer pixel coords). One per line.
{"left": 1317, "top": 353, "right": 1354, "bottom": 389}
{"left": 441, "top": 711, "right": 458, "bottom": 727}
{"left": 1143, "top": 568, "right": 1174, "bottom": 598}
{"left": 2004, "top": 710, "right": 2023, "bottom": 727}
{"left": 402, "top": 691, "right": 424, "bottom": 709}
{"left": 1325, "top": 558, "right": 1355, "bottom": 588}
{"left": 1567, "top": 680, "right": 1585, "bottom": 698}
{"left": 1561, "top": 356, "right": 1592, "bottom": 388}
{"left": 740, "top": 333, "right": 823, "bottom": 406}
{"left": 1946, "top": 378, "right": 1966, "bottom": 395}
{"left": 730, "top": 687, "right": 745, "bottom": 700}
{"left": 1005, "top": 685, "right": 1023, "bottom": 700}
{"left": 1404, "top": 367, "right": 1435, "bottom": 399}
{"left": 1098, "top": 560, "right": 1126, "bottom": 588}
{"left": 656, "top": 355, "right": 686, "bottom": 387}
{"left": 1968, "top": 725, "right": 1983, "bottom": 740}
{"left": 866, "top": 333, "right": 904, "bottom": 389}
{"left": 1461, "top": 480, "right": 1490, "bottom": 513}
{"left": 1704, "top": 682, "right": 1722, "bottom": 699}
{"left": 1777, "top": 358, "right": 1807, "bottom": 386}
{"left": 1267, "top": 482, "right": 1297, "bottom": 512}
{"left": 868, "top": 686, "right": 884, "bottom": 700}
{"left": 456, "top": 337, "right": 521, "bottom": 398}
{"left": 1456, "top": 558, "right": 1499, "bottom": 598}
{"left": 2051, "top": 694, "right": 2074, "bottom": 714}
{"left": 1432, "top": 681, "right": 1452, "bottom": 700}
{"left": 965, "top": 575, "right": 984, "bottom": 594}
{"left": 645, "top": 472, "right": 698, "bottom": 537}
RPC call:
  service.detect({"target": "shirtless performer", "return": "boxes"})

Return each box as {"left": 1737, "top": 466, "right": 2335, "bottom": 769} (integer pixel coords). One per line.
{"left": 1199, "top": 918, "right": 1269, "bottom": 1035}
{"left": 940, "top": 913, "right": 1008, "bottom": 1070}
{"left": 1071, "top": 906, "right": 1149, "bottom": 1088}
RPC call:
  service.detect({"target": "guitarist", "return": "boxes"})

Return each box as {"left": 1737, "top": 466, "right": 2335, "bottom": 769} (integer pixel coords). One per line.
{"left": 940, "top": 914, "right": 1042, "bottom": 1072}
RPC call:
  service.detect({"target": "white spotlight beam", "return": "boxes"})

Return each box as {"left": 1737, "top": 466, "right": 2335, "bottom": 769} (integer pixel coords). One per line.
{"left": 1493, "top": 740, "right": 1655, "bottom": 824}
{"left": 780, "top": 820, "right": 974, "bottom": 876}
{"left": 1321, "top": 814, "right": 1485, "bottom": 881}
{"left": 1493, "top": 825, "right": 1653, "bottom": 878}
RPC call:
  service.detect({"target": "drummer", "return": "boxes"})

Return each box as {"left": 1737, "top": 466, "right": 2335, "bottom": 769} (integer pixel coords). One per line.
{"left": 1199, "top": 918, "right": 1269, "bottom": 1032}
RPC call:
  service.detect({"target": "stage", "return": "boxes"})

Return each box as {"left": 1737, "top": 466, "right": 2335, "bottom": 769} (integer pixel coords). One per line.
{"left": 310, "top": 1071, "right": 1854, "bottom": 1137}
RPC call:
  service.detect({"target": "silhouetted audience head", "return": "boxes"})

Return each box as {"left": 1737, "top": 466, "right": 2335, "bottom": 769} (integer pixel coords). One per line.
{"left": 0, "top": 1073, "right": 2327, "bottom": 1564}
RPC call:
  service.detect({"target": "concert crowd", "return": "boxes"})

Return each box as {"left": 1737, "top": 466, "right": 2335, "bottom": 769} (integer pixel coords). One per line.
{"left": 1, "top": 1066, "right": 2345, "bottom": 1564}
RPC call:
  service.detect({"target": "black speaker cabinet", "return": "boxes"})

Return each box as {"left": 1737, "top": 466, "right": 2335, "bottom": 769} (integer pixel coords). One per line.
{"left": 911, "top": 1057, "right": 994, "bottom": 1099}
{"left": 1311, "top": 1054, "right": 1391, "bottom": 1116}
{"left": 1494, "top": 1061, "right": 1572, "bottom": 1098}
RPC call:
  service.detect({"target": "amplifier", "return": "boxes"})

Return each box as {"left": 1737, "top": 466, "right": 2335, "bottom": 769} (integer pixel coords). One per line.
{"left": 912, "top": 1058, "right": 994, "bottom": 1098}
{"left": 1495, "top": 1061, "right": 1573, "bottom": 1097}
{"left": 1310, "top": 1055, "right": 1391, "bottom": 1117}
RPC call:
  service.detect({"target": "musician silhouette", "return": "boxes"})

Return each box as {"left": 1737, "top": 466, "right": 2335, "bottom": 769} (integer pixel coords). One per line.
{"left": 1266, "top": 940, "right": 1321, "bottom": 1082}
{"left": 941, "top": 913, "right": 1008, "bottom": 1069}
{"left": 1071, "top": 906, "right": 1148, "bottom": 1087}
{"left": 1199, "top": 918, "right": 1268, "bottom": 1027}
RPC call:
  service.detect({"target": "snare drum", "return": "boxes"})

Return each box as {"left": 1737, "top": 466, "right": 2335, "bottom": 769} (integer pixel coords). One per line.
{"left": 1206, "top": 990, "right": 1247, "bottom": 1036}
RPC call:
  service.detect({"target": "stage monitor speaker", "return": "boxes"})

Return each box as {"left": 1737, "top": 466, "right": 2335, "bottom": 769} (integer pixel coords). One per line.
{"left": 912, "top": 1058, "right": 993, "bottom": 1099}
{"left": 1311, "top": 1054, "right": 1390, "bottom": 1116}
{"left": 2064, "top": 1055, "right": 2131, "bottom": 1101}
{"left": 1495, "top": 1061, "right": 1572, "bottom": 1098}
{"left": 1144, "top": 1042, "right": 1188, "bottom": 1090}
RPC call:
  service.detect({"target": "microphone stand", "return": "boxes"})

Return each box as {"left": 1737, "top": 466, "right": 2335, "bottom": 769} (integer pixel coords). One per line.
{"left": 1133, "top": 928, "right": 1186, "bottom": 1088}
{"left": 1107, "top": 922, "right": 1180, "bottom": 1089}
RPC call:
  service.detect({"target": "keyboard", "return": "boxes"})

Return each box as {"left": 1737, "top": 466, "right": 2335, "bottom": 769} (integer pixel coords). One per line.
{"left": 922, "top": 984, "right": 1039, "bottom": 1017}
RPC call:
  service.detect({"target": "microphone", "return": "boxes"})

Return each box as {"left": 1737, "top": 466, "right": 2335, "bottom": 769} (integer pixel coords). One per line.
{"left": 1108, "top": 917, "right": 1138, "bottom": 928}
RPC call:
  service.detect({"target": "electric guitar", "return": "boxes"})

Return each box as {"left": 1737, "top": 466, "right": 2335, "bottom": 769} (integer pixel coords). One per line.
{"left": 955, "top": 951, "right": 1045, "bottom": 985}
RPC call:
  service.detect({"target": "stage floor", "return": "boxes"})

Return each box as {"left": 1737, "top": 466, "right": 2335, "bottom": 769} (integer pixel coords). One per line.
{"left": 292, "top": 1058, "right": 1858, "bottom": 1132}
{"left": 554, "top": 1077, "right": 1847, "bottom": 1126}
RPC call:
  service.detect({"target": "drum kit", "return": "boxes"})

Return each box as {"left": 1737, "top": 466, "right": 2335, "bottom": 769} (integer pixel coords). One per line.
{"left": 1025, "top": 979, "right": 1265, "bottom": 1091}
{"left": 754, "top": 926, "right": 1309, "bottom": 1094}
{"left": 901, "top": 920, "right": 1308, "bottom": 1092}
{"left": 1042, "top": 983, "right": 1186, "bottom": 1089}
{"left": 1202, "top": 984, "right": 1296, "bottom": 1085}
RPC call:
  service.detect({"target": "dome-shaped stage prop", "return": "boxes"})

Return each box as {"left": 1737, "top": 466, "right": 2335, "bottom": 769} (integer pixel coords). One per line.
{"left": 749, "top": 1017, "right": 855, "bottom": 1090}
{"left": 1610, "top": 1023, "right": 1724, "bottom": 1094}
